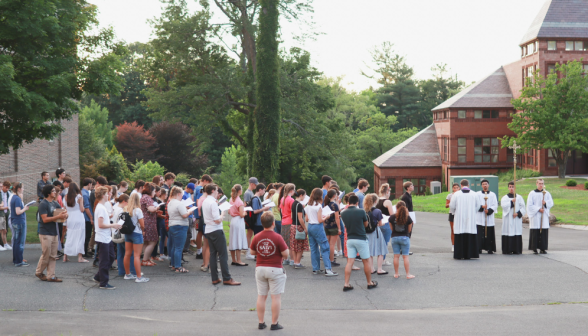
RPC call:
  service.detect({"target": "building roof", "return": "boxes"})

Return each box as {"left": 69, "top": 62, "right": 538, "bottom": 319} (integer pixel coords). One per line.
{"left": 373, "top": 124, "right": 441, "bottom": 168}
{"left": 431, "top": 67, "right": 514, "bottom": 111}
{"left": 520, "top": 0, "right": 588, "bottom": 45}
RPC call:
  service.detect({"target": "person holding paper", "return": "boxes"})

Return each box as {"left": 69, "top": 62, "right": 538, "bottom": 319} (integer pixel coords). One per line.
{"left": 244, "top": 177, "right": 259, "bottom": 260}
{"left": 10, "top": 182, "right": 30, "bottom": 267}
{"left": 228, "top": 184, "right": 248, "bottom": 266}
{"left": 271, "top": 183, "right": 284, "bottom": 234}
{"left": 364, "top": 194, "right": 388, "bottom": 275}
{"left": 123, "top": 193, "right": 150, "bottom": 283}
{"left": 376, "top": 183, "right": 395, "bottom": 266}
{"left": 306, "top": 188, "right": 338, "bottom": 277}
{"left": 322, "top": 189, "right": 341, "bottom": 267}
{"left": 168, "top": 186, "right": 196, "bottom": 273}
{"left": 278, "top": 184, "right": 296, "bottom": 265}
{"left": 321, "top": 175, "right": 332, "bottom": 199}
{"left": 390, "top": 201, "right": 414, "bottom": 279}
{"left": 251, "top": 184, "right": 271, "bottom": 236}
{"left": 36, "top": 184, "right": 68, "bottom": 282}
{"left": 140, "top": 184, "right": 159, "bottom": 267}
{"left": 63, "top": 183, "right": 88, "bottom": 263}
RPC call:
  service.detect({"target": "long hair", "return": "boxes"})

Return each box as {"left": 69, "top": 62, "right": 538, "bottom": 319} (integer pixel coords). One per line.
{"left": 379, "top": 183, "right": 390, "bottom": 197}
{"left": 308, "top": 188, "right": 323, "bottom": 207}
{"left": 323, "top": 189, "right": 337, "bottom": 206}
{"left": 170, "top": 186, "right": 183, "bottom": 199}
{"left": 231, "top": 184, "right": 242, "bottom": 202}
{"left": 125, "top": 192, "right": 141, "bottom": 214}
{"left": 95, "top": 186, "right": 108, "bottom": 204}
{"left": 363, "top": 193, "right": 378, "bottom": 210}
{"left": 279, "top": 183, "right": 295, "bottom": 207}
{"left": 66, "top": 182, "right": 81, "bottom": 208}
{"left": 395, "top": 200, "right": 408, "bottom": 226}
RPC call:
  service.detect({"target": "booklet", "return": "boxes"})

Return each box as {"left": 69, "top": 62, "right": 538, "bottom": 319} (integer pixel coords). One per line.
{"left": 322, "top": 206, "right": 335, "bottom": 217}
{"left": 218, "top": 201, "right": 231, "bottom": 212}
{"left": 262, "top": 198, "right": 273, "bottom": 206}
{"left": 339, "top": 191, "right": 345, "bottom": 200}
{"left": 187, "top": 206, "right": 197, "bottom": 213}
{"left": 409, "top": 211, "right": 416, "bottom": 224}
{"left": 263, "top": 201, "right": 276, "bottom": 208}
{"left": 152, "top": 202, "right": 160, "bottom": 208}
{"left": 244, "top": 206, "right": 253, "bottom": 212}
{"left": 382, "top": 215, "right": 390, "bottom": 223}
{"left": 300, "top": 195, "right": 310, "bottom": 206}
{"left": 180, "top": 198, "right": 195, "bottom": 207}
{"left": 25, "top": 200, "right": 36, "bottom": 207}
{"left": 218, "top": 195, "right": 227, "bottom": 204}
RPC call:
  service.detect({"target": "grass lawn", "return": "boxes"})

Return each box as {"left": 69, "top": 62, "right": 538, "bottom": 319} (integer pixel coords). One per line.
{"left": 6, "top": 206, "right": 41, "bottom": 244}
{"left": 412, "top": 178, "right": 588, "bottom": 226}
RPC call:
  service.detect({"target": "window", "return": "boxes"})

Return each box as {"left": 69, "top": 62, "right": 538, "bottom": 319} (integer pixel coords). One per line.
{"left": 474, "top": 138, "right": 499, "bottom": 163}
{"left": 548, "top": 65, "right": 556, "bottom": 74}
{"left": 474, "top": 110, "right": 482, "bottom": 119}
{"left": 548, "top": 149, "right": 556, "bottom": 167}
{"left": 584, "top": 64, "right": 588, "bottom": 74}
{"left": 529, "top": 156, "right": 534, "bottom": 166}
{"left": 521, "top": 46, "right": 526, "bottom": 57}
{"left": 403, "top": 178, "right": 427, "bottom": 195}
{"left": 527, "top": 43, "right": 534, "bottom": 54}
{"left": 548, "top": 41, "right": 556, "bottom": 50}
{"left": 458, "top": 138, "right": 467, "bottom": 163}
{"left": 387, "top": 178, "right": 396, "bottom": 197}
{"left": 566, "top": 41, "right": 574, "bottom": 51}
{"left": 444, "top": 111, "right": 448, "bottom": 119}
{"left": 576, "top": 150, "right": 583, "bottom": 159}
{"left": 535, "top": 41, "right": 538, "bottom": 53}
{"left": 458, "top": 110, "right": 466, "bottom": 119}
{"left": 507, "top": 148, "right": 514, "bottom": 163}
{"left": 443, "top": 137, "right": 448, "bottom": 161}
{"left": 482, "top": 110, "right": 499, "bottom": 118}
{"left": 575, "top": 41, "right": 584, "bottom": 51}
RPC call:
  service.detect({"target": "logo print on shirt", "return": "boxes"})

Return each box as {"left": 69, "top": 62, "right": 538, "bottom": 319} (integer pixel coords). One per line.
{"left": 256, "top": 238, "right": 276, "bottom": 257}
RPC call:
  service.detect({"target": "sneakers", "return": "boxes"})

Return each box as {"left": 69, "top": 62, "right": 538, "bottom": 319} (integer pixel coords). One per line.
{"left": 325, "top": 269, "right": 338, "bottom": 277}
{"left": 15, "top": 262, "right": 30, "bottom": 267}
{"left": 270, "top": 323, "right": 284, "bottom": 330}
{"left": 0, "top": 245, "right": 5, "bottom": 251}
{"left": 245, "top": 254, "right": 256, "bottom": 260}
{"left": 195, "top": 253, "right": 203, "bottom": 259}
{"left": 282, "top": 259, "right": 290, "bottom": 265}
{"left": 330, "top": 261, "right": 341, "bottom": 267}
{"left": 92, "top": 277, "right": 100, "bottom": 283}
{"left": 312, "top": 270, "right": 324, "bottom": 275}
{"left": 451, "top": 245, "right": 454, "bottom": 252}
{"left": 4, "top": 245, "right": 12, "bottom": 250}
{"left": 124, "top": 274, "right": 137, "bottom": 280}
{"left": 160, "top": 255, "right": 170, "bottom": 260}
{"left": 135, "top": 277, "right": 150, "bottom": 283}
{"left": 289, "top": 260, "right": 294, "bottom": 266}
{"left": 294, "top": 264, "right": 306, "bottom": 269}
{"left": 334, "top": 250, "right": 340, "bottom": 257}
{"left": 100, "top": 284, "right": 116, "bottom": 290}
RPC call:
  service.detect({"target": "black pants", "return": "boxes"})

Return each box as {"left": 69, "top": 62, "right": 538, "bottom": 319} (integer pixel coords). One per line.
{"left": 84, "top": 221, "right": 93, "bottom": 254}
{"left": 94, "top": 242, "right": 115, "bottom": 287}
{"left": 206, "top": 230, "right": 231, "bottom": 282}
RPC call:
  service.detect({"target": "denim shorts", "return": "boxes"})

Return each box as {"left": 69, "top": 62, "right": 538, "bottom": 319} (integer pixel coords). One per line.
{"left": 391, "top": 236, "right": 410, "bottom": 255}
{"left": 346, "top": 239, "right": 370, "bottom": 260}
{"left": 125, "top": 231, "right": 144, "bottom": 245}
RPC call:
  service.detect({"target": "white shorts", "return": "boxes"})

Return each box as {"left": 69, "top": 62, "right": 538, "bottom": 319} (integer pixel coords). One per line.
{"left": 255, "top": 266, "right": 287, "bottom": 296}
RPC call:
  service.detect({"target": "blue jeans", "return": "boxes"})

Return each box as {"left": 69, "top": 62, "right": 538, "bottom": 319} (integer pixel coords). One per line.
{"left": 392, "top": 236, "right": 410, "bottom": 255}
{"left": 117, "top": 242, "right": 136, "bottom": 276}
{"left": 12, "top": 221, "right": 26, "bottom": 265}
{"left": 380, "top": 222, "right": 392, "bottom": 259}
{"left": 274, "top": 220, "right": 282, "bottom": 234}
{"left": 158, "top": 218, "right": 167, "bottom": 255}
{"left": 339, "top": 219, "right": 345, "bottom": 255}
{"left": 308, "top": 224, "right": 331, "bottom": 271}
{"left": 169, "top": 225, "right": 188, "bottom": 268}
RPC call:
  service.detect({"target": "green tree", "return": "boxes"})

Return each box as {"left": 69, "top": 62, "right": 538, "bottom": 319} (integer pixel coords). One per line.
{"left": 503, "top": 60, "right": 588, "bottom": 178}
{"left": 0, "top": 0, "right": 126, "bottom": 154}
{"left": 215, "top": 145, "right": 247, "bottom": 194}
{"left": 253, "top": 0, "right": 281, "bottom": 182}
{"left": 80, "top": 100, "right": 114, "bottom": 148}
{"left": 78, "top": 113, "right": 107, "bottom": 178}
{"left": 129, "top": 161, "right": 166, "bottom": 182}
{"left": 418, "top": 64, "right": 465, "bottom": 125}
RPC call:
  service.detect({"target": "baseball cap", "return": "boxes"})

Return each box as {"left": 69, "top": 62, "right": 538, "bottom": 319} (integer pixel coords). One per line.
{"left": 249, "top": 177, "right": 259, "bottom": 185}
{"left": 187, "top": 182, "right": 196, "bottom": 190}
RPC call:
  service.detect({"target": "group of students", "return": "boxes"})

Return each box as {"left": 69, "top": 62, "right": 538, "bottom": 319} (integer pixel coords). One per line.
{"left": 447, "top": 178, "right": 554, "bottom": 260}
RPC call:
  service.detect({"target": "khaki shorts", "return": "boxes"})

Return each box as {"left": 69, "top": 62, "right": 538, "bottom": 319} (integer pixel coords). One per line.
{"left": 0, "top": 216, "right": 5, "bottom": 230}
{"left": 255, "top": 266, "right": 287, "bottom": 296}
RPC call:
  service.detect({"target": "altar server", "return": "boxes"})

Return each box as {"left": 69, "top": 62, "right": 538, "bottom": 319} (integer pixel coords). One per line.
{"left": 449, "top": 179, "right": 480, "bottom": 260}
{"left": 527, "top": 179, "right": 553, "bottom": 254}
{"left": 500, "top": 181, "right": 525, "bottom": 255}
{"left": 476, "top": 180, "right": 498, "bottom": 254}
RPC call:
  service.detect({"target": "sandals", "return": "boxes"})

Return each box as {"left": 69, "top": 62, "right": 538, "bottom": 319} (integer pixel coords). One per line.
{"left": 393, "top": 274, "right": 399, "bottom": 279}
{"left": 175, "top": 267, "right": 189, "bottom": 273}
{"left": 343, "top": 285, "right": 354, "bottom": 292}
{"left": 152, "top": 257, "right": 164, "bottom": 262}
{"left": 142, "top": 260, "right": 156, "bottom": 267}
{"left": 406, "top": 275, "right": 415, "bottom": 280}
{"left": 367, "top": 281, "right": 378, "bottom": 289}
{"left": 377, "top": 271, "right": 389, "bottom": 275}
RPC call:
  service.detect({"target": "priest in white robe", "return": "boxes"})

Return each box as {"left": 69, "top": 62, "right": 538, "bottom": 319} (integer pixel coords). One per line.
{"left": 449, "top": 179, "right": 480, "bottom": 260}
{"left": 500, "top": 181, "right": 526, "bottom": 254}
{"left": 527, "top": 179, "right": 554, "bottom": 254}
{"left": 476, "top": 180, "right": 498, "bottom": 254}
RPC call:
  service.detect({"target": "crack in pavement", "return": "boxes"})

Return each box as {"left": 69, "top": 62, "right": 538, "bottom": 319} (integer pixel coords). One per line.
{"left": 210, "top": 285, "right": 220, "bottom": 310}
{"left": 354, "top": 280, "right": 377, "bottom": 310}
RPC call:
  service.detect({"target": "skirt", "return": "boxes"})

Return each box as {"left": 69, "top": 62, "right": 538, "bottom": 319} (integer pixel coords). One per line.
{"left": 281, "top": 224, "right": 291, "bottom": 249}
{"left": 143, "top": 220, "right": 159, "bottom": 242}
{"left": 63, "top": 216, "right": 86, "bottom": 256}
{"left": 289, "top": 224, "right": 309, "bottom": 253}
{"left": 228, "top": 215, "right": 248, "bottom": 251}
{"left": 367, "top": 227, "right": 387, "bottom": 257}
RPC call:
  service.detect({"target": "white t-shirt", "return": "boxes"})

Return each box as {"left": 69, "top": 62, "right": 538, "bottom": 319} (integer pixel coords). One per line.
{"left": 112, "top": 204, "right": 123, "bottom": 223}
{"left": 202, "top": 196, "right": 222, "bottom": 234}
{"left": 305, "top": 203, "right": 322, "bottom": 224}
{"left": 130, "top": 207, "right": 144, "bottom": 234}
{"left": 94, "top": 203, "right": 112, "bottom": 244}
{"left": 168, "top": 199, "right": 189, "bottom": 226}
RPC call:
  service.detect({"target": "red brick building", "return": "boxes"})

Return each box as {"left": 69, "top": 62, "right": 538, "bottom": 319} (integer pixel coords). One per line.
{"left": 374, "top": 0, "right": 588, "bottom": 195}
{"left": 0, "top": 116, "right": 80, "bottom": 202}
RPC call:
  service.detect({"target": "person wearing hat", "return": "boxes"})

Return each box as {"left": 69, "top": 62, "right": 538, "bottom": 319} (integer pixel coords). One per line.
{"left": 245, "top": 177, "right": 258, "bottom": 260}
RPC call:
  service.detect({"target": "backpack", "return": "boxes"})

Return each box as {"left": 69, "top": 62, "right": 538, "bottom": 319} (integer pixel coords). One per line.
{"left": 365, "top": 207, "right": 378, "bottom": 234}
{"left": 118, "top": 211, "right": 136, "bottom": 234}
{"left": 244, "top": 196, "right": 260, "bottom": 229}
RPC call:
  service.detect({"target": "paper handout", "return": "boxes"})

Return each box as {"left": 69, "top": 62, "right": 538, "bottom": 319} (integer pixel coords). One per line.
{"left": 25, "top": 200, "right": 36, "bottom": 207}
{"left": 322, "top": 206, "right": 335, "bottom": 218}
{"left": 181, "top": 198, "right": 195, "bottom": 207}
{"left": 382, "top": 215, "right": 390, "bottom": 224}
{"left": 300, "top": 195, "right": 310, "bottom": 206}
{"left": 244, "top": 206, "right": 253, "bottom": 212}
{"left": 218, "top": 201, "right": 231, "bottom": 212}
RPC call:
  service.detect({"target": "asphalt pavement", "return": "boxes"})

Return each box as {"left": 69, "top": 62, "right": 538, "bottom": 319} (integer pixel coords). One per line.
{"left": 1, "top": 212, "right": 587, "bottom": 335}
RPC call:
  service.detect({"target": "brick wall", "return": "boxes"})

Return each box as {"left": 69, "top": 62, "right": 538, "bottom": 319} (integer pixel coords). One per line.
{"left": 0, "top": 115, "right": 80, "bottom": 203}
{"left": 374, "top": 166, "right": 442, "bottom": 199}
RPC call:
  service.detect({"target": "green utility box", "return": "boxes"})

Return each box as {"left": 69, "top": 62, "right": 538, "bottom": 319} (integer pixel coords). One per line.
{"left": 450, "top": 175, "right": 499, "bottom": 197}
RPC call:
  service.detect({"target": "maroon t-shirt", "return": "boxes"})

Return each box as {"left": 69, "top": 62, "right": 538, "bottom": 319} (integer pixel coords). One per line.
{"left": 250, "top": 230, "right": 288, "bottom": 268}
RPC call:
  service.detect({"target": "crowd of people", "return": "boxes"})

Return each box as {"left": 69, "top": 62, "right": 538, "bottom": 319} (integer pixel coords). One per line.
{"left": 0, "top": 169, "right": 555, "bottom": 330}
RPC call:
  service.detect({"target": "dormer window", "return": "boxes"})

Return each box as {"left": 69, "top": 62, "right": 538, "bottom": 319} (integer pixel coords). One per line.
{"left": 566, "top": 41, "right": 574, "bottom": 50}
{"left": 548, "top": 41, "right": 556, "bottom": 50}
{"left": 535, "top": 41, "right": 538, "bottom": 53}
{"left": 527, "top": 43, "right": 534, "bottom": 54}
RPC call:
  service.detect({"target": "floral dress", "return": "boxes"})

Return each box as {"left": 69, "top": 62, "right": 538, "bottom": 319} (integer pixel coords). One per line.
{"left": 141, "top": 194, "right": 158, "bottom": 242}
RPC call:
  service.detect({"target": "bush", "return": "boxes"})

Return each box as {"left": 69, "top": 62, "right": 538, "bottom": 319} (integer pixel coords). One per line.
{"left": 129, "top": 160, "right": 165, "bottom": 182}
{"left": 585, "top": 181, "right": 588, "bottom": 190}
{"left": 174, "top": 173, "right": 191, "bottom": 187}
{"left": 566, "top": 179, "right": 577, "bottom": 187}
{"left": 497, "top": 168, "right": 541, "bottom": 182}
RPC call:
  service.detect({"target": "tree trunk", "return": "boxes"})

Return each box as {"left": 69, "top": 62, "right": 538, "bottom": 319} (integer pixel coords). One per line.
{"left": 252, "top": 0, "right": 280, "bottom": 183}
{"left": 555, "top": 149, "right": 569, "bottom": 179}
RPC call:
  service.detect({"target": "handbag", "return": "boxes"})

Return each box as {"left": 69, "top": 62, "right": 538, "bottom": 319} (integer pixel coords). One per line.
{"left": 293, "top": 202, "right": 307, "bottom": 240}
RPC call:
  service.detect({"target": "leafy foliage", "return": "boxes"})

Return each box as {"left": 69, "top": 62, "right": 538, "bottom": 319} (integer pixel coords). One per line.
{"left": 115, "top": 122, "right": 157, "bottom": 163}
{"left": 566, "top": 179, "right": 577, "bottom": 187}
{"left": 80, "top": 100, "right": 113, "bottom": 148}
{"left": 150, "top": 121, "right": 207, "bottom": 176}
{"left": 215, "top": 145, "right": 247, "bottom": 196}
{"left": 504, "top": 61, "right": 588, "bottom": 178}
{"left": 129, "top": 161, "right": 165, "bottom": 183}
{"left": 0, "top": 0, "right": 125, "bottom": 154}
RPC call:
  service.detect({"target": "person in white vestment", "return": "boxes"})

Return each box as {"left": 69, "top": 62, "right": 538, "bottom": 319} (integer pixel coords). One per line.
{"left": 527, "top": 179, "right": 553, "bottom": 254}
{"left": 500, "top": 181, "right": 526, "bottom": 254}
{"left": 476, "top": 180, "right": 498, "bottom": 254}
{"left": 63, "top": 183, "right": 88, "bottom": 262}
{"left": 449, "top": 179, "right": 480, "bottom": 260}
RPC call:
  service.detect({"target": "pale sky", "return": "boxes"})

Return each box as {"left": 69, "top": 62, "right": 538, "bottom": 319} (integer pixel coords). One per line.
{"left": 90, "top": 0, "right": 545, "bottom": 91}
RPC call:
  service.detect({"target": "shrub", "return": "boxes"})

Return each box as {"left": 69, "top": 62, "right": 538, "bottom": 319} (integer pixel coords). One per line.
{"left": 129, "top": 160, "right": 165, "bottom": 182}
{"left": 174, "top": 173, "right": 191, "bottom": 187}
{"left": 115, "top": 121, "right": 157, "bottom": 163}
{"left": 566, "top": 179, "right": 577, "bottom": 187}
{"left": 497, "top": 168, "right": 541, "bottom": 182}
{"left": 585, "top": 181, "right": 588, "bottom": 190}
